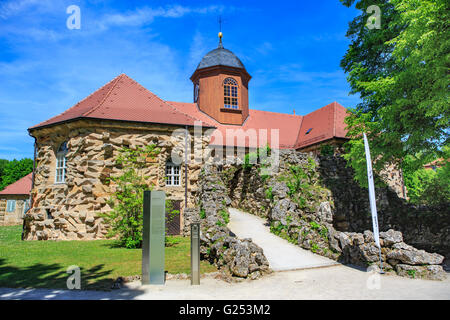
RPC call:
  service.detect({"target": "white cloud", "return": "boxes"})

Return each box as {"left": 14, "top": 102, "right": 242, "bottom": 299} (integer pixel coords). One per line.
{"left": 96, "top": 5, "right": 225, "bottom": 30}
{"left": 0, "top": 0, "right": 55, "bottom": 19}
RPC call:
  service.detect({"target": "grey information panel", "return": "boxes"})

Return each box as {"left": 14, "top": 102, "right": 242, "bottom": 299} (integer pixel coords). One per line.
{"left": 191, "top": 223, "right": 200, "bottom": 285}
{"left": 142, "top": 190, "right": 165, "bottom": 285}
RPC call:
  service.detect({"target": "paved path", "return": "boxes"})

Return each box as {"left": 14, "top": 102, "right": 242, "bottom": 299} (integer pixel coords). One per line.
{"left": 227, "top": 208, "right": 339, "bottom": 271}
{"left": 1, "top": 266, "right": 449, "bottom": 300}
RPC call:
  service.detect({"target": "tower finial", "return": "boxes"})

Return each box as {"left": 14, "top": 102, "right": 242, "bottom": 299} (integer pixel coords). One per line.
{"left": 218, "top": 31, "right": 223, "bottom": 48}
{"left": 218, "top": 16, "right": 223, "bottom": 48}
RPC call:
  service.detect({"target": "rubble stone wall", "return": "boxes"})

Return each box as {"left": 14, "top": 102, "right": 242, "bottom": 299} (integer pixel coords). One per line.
{"left": 0, "top": 195, "right": 29, "bottom": 226}
{"left": 318, "top": 155, "right": 450, "bottom": 261}
{"left": 183, "top": 165, "right": 271, "bottom": 279}
{"left": 24, "top": 119, "right": 210, "bottom": 240}
{"left": 218, "top": 150, "right": 448, "bottom": 280}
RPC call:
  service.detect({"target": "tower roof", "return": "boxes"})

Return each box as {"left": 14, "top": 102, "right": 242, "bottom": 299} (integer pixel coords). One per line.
{"left": 196, "top": 46, "right": 246, "bottom": 71}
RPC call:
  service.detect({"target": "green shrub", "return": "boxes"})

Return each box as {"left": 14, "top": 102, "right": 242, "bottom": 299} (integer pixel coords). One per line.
{"left": 199, "top": 208, "right": 206, "bottom": 219}
{"left": 219, "top": 209, "right": 230, "bottom": 224}
{"left": 242, "top": 144, "right": 272, "bottom": 171}
{"left": 309, "top": 221, "right": 320, "bottom": 230}
{"left": 407, "top": 269, "right": 416, "bottom": 278}
{"left": 311, "top": 243, "right": 320, "bottom": 253}
{"left": 265, "top": 187, "right": 274, "bottom": 201}
{"left": 100, "top": 145, "right": 178, "bottom": 249}
{"left": 403, "top": 149, "right": 450, "bottom": 205}
{"left": 320, "top": 144, "right": 335, "bottom": 156}
{"left": 319, "top": 226, "right": 328, "bottom": 240}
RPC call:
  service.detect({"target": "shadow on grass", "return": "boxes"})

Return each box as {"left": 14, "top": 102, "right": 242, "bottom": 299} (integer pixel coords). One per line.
{"left": 100, "top": 238, "right": 182, "bottom": 249}
{"left": 0, "top": 258, "right": 116, "bottom": 291}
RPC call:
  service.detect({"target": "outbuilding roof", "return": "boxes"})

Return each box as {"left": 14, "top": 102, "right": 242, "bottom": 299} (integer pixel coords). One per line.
{"left": 0, "top": 173, "right": 32, "bottom": 196}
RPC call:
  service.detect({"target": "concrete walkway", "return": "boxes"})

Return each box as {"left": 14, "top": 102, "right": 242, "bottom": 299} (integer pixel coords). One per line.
{"left": 227, "top": 208, "right": 339, "bottom": 271}
{"left": 1, "top": 266, "right": 449, "bottom": 300}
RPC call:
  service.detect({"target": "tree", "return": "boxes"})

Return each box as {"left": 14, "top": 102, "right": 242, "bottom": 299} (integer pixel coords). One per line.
{"left": 0, "top": 159, "right": 9, "bottom": 187}
{"left": 100, "top": 145, "right": 178, "bottom": 248}
{"left": 0, "top": 158, "right": 34, "bottom": 191}
{"left": 403, "top": 147, "right": 450, "bottom": 204}
{"left": 340, "top": 0, "right": 449, "bottom": 188}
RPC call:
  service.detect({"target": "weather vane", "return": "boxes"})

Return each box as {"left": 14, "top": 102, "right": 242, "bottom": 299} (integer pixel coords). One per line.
{"left": 218, "top": 16, "right": 225, "bottom": 47}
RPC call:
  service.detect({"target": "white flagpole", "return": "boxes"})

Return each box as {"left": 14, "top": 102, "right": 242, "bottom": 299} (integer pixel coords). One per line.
{"left": 363, "top": 132, "right": 384, "bottom": 274}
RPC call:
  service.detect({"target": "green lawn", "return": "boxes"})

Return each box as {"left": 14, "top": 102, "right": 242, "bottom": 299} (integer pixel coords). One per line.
{"left": 0, "top": 225, "right": 216, "bottom": 290}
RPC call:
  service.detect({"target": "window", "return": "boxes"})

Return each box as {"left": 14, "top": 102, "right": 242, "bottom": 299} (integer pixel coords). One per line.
{"left": 55, "top": 142, "right": 68, "bottom": 183}
{"left": 6, "top": 200, "right": 16, "bottom": 212}
{"left": 165, "top": 162, "right": 181, "bottom": 186}
{"left": 194, "top": 82, "right": 199, "bottom": 103}
{"left": 223, "top": 77, "right": 238, "bottom": 109}
{"left": 23, "top": 199, "right": 30, "bottom": 215}
{"left": 306, "top": 128, "right": 313, "bottom": 135}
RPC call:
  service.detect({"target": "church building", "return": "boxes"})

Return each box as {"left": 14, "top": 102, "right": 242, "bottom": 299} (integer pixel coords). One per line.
{"left": 24, "top": 34, "right": 348, "bottom": 240}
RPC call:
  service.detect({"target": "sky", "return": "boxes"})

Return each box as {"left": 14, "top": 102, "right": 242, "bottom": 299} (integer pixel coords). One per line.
{"left": 0, "top": 0, "right": 361, "bottom": 160}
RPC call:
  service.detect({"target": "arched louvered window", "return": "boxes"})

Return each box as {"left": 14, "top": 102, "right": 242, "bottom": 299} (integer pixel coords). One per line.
{"left": 223, "top": 77, "right": 238, "bottom": 109}
{"left": 55, "top": 142, "right": 68, "bottom": 183}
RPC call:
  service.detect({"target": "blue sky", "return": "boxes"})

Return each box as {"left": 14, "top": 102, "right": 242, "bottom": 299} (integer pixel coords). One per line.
{"left": 0, "top": 0, "right": 361, "bottom": 160}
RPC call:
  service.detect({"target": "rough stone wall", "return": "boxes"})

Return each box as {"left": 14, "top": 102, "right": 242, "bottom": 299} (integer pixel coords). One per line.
{"left": 318, "top": 155, "right": 450, "bottom": 261}
{"left": 0, "top": 195, "right": 29, "bottom": 226}
{"left": 24, "top": 119, "right": 210, "bottom": 240}
{"left": 219, "top": 150, "right": 447, "bottom": 280}
{"left": 184, "top": 165, "right": 271, "bottom": 279}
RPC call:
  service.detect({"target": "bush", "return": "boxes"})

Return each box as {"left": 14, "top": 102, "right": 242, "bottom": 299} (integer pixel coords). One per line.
{"left": 242, "top": 144, "right": 271, "bottom": 171}
{"left": 320, "top": 144, "right": 334, "bottom": 156}
{"left": 100, "top": 145, "right": 178, "bottom": 248}
{"left": 403, "top": 148, "right": 450, "bottom": 205}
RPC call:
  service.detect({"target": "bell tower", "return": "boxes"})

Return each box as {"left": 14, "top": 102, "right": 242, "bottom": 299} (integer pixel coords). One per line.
{"left": 190, "top": 33, "right": 251, "bottom": 125}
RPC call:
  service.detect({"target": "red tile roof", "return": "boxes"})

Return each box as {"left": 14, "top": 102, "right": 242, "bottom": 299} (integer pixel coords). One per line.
{"left": 294, "top": 102, "right": 348, "bottom": 149}
{"left": 29, "top": 74, "right": 214, "bottom": 130}
{"left": 167, "top": 101, "right": 304, "bottom": 149}
{"left": 0, "top": 173, "right": 32, "bottom": 195}
{"left": 29, "top": 74, "right": 348, "bottom": 149}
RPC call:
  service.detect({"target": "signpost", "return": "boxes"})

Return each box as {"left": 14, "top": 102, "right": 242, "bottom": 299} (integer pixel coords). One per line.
{"left": 142, "top": 190, "right": 166, "bottom": 285}
{"left": 191, "top": 222, "right": 200, "bottom": 285}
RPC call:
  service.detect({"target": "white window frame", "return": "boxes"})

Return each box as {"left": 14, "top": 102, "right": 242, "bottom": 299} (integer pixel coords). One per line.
{"left": 223, "top": 77, "right": 239, "bottom": 109}
{"left": 165, "top": 162, "right": 181, "bottom": 186}
{"left": 55, "top": 142, "right": 68, "bottom": 184}
{"left": 6, "top": 200, "right": 16, "bottom": 212}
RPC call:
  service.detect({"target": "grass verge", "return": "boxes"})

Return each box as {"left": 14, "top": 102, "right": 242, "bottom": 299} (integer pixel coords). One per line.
{"left": 0, "top": 225, "right": 217, "bottom": 290}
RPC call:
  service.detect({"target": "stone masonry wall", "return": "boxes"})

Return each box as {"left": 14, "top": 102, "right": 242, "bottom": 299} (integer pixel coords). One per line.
{"left": 0, "top": 195, "right": 29, "bottom": 226}
{"left": 184, "top": 165, "right": 270, "bottom": 279}
{"left": 218, "top": 150, "right": 447, "bottom": 280}
{"left": 24, "top": 119, "right": 210, "bottom": 240}
{"left": 318, "top": 155, "right": 450, "bottom": 262}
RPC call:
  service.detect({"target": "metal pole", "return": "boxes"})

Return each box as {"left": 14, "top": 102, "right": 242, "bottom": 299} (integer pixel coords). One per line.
{"left": 191, "top": 222, "right": 200, "bottom": 285}
{"left": 185, "top": 125, "right": 188, "bottom": 208}
{"left": 378, "top": 246, "right": 385, "bottom": 274}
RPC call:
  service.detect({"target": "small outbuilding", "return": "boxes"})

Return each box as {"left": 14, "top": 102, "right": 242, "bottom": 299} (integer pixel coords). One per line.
{"left": 0, "top": 173, "right": 32, "bottom": 226}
